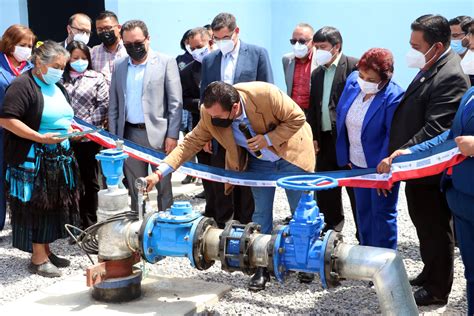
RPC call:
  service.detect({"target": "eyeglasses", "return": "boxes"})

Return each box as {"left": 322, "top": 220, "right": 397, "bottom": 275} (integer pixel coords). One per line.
{"left": 290, "top": 38, "right": 311, "bottom": 45}
{"left": 97, "top": 25, "right": 118, "bottom": 34}
{"left": 70, "top": 26, "right": 91, "bottom": 36}
{"left": 213, "top": 31, "right": 235, "bottom": 41}
{"left": 451, "top": 32, "right": 467, "bottom": 39}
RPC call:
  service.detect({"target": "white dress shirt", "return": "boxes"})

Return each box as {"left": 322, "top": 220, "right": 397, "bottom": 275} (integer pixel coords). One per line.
{"left": 220, "top": 40, "right": 241, "bottom": 84}
{"left": 345, "top": 92, "right": 375, "bottom": 168}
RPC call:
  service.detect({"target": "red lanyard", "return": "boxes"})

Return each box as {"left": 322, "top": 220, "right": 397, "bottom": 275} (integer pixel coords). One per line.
{"left": 4, "top": 54, "right": 26, "bottom": 77}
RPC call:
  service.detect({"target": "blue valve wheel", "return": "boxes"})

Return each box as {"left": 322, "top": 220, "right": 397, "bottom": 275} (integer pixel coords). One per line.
{"left": 276, "top": 175, "right": 338, "bottom": 191}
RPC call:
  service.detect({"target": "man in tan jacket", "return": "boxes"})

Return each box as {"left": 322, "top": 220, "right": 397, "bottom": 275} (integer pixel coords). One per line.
{"left": 146, "top": 80, "right": 315, "bottom": 290}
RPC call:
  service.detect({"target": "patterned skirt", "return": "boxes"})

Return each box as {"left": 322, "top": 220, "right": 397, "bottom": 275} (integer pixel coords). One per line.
{"left": 6, "top": 143, "right": 80, "bottom": 252}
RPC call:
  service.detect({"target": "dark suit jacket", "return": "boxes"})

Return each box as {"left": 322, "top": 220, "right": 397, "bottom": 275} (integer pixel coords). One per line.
{"left": 307, "top": 53, "right": 358, "bottom": 144}
{"left": 389, "top": 50, "right": 470, "bottom": 153}
{"left": 389, "top": 49, "right": 470, "bottom": 185}
{"left": 199, "top": 40, "right": 274, "bottom": 99}
{"left": 179, "top": 60, "right": 201, "bottom": 127}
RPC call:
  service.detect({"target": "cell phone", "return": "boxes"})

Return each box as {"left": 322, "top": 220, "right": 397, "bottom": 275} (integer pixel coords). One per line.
{"left": 58, "top": 129, "right": 100, "bottom": 139}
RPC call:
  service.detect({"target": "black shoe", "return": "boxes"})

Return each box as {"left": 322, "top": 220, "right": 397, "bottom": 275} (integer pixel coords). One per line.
{"left": 195, "top": 191, "right": 205, "bottom": 199}
{"left": 181, "top": 175, "right": 196, "bottom": 185}
{"left": 414, "top": 288, "right": 448, "bottom": 306}
{"left": 409, "top": 274, "right": 426, "bottom": 287}
{"left": 283, "top": 215, "right": 293, "bottom": 225}
{"left": 297, "top": 272, "right": 315, "bottom": 283}
{"left": 28, "top": 260, "right": 62, "bottom": 278}
{"left": 48, "top": 253, "right": 71, "bottom": 268}
{"left": 248, "top": 267, "right": 270, "bottom": 292}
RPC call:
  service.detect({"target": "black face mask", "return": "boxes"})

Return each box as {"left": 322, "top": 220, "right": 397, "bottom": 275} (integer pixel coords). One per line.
{"left": 211, "top": 109, "right": 234, "bottom": 128}
{"left": 98, "top": 30, "right": 117, "bottom": 46}
{"left": 125, "top": 42, "right": 147, "bottom": 61}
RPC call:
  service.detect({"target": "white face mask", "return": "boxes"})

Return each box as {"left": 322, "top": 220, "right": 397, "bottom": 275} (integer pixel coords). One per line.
{"left": 216, "top": 39, "right": 235, "bottom": 55}
{"left": 12, "top": 45, "right": 32, "bottom": 62}
{"left": 293, "top": 42, "right": 309, "bottom": 59}
{"left": 315, "top": 47, "right": 334, "bottom": 65}
{"left": 461, "top": 49, "right": 474, "bottom": 75}
{"left": 405, "top": 45, "right": 434, "bottom": 69}
{"left": 73, "top": 32, "right": 90, "bottom": 45}
{"left": 357, "top": 76, "right": 381, "bottom": 95}
{"left": 191, "top": 46, "right": 210, "bottom": 63}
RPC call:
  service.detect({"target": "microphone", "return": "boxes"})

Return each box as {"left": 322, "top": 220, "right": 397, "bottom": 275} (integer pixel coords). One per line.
{"left": 238, "top": 122, "right": 262, "bottom": 158}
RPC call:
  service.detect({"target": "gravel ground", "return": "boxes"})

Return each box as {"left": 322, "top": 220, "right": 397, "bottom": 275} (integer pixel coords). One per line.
{"left": 0, "top": 182, "right": 468, "bottom": 314}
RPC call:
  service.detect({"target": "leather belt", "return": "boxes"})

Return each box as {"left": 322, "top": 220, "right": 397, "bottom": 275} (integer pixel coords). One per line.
{"left": 125, "top": 122, "right": 146, "bottom": 129}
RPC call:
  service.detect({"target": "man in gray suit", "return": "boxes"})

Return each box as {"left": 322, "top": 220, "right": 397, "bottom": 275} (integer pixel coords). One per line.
{"left": 282, "top": 23, "right": 318, "bottom": 113}
{"left": 109, "top": 20, "right": 182, "bottom": 212}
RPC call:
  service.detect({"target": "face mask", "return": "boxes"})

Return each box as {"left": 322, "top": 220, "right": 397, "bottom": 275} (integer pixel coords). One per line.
{"left": 125, "top": 42, "right": 147, "bottom": 61}
{"left": 357, "top": 76, "right": 381, "bottom": 94}
{"left": 191, "top": 46, "right": 210, "bottom": 63}
{"left": 185, "top": 44, "right": 192, "bottom": 55}
{"left": 293, "top": 42, "right": 309, "bottom": 59}
{"left": 12, "top": 45, "right": 32, "bottom": 62}
{"left": 405, "top": 45, "right": 434, "bottom": 69}
{"left": 42, "top": 67, "right": 64, "bottom": 85}
{"left": 211, "top": 109, "right": 234, "bottom": 128}
{"left": 315, "top": 48, "right": 334, "bottom": 65}
{"left": 450, "top": 39, "right": 467, "bottom": 55}
{"left": 98, "top": 30, "right": 117, "bottom": 46}
{"left": 70, "top": 59, "right": 89, "bottom": 73}
{"left": 216, "top": 39, "right": 235, "bottom": 55}
{"left": 73, "top": 32, "right": 90, "bottom": 45}
{"left": 461, "top": 49, "right": 474, "bottom": 75}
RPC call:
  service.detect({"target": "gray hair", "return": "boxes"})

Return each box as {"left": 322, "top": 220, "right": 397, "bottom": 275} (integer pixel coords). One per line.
{"left": 31, "top": 40, "right": 69, "bottom": 66}
{"left": 211, "top": 13, "right": 236, "bottom": 32}
{"left": 187, "top": 27, "right": 211, "bottom": 41}
{"left": 296, "top": 23, "right": 314, "bottom": 35}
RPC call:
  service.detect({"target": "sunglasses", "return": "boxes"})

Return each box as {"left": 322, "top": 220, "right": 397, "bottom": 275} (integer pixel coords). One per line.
{"left": 290, "top": 38, "right": 311, "bottom": 45}
{"left": 124, "top": 39, "right": 146, "bottom": 48}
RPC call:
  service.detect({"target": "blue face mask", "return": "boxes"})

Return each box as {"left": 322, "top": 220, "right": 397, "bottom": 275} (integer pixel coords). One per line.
{"left": 43, "top": 67, "right": 64, "bottom": 85}
{"left": 70, "top": 59, "right": 89, "bottom": 73}
{"left": 451, "top": 39, "right": 467, "bottom": 55}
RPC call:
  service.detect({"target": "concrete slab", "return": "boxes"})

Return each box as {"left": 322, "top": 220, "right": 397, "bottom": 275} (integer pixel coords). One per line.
{"left": 2, "top": 273, "right": 232, "bottom": 315}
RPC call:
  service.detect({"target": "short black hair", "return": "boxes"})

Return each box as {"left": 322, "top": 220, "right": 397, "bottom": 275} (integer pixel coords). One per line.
{"left": 211, "top": 13, "right": 236, "bottom": 32}
{"left": 411, "top": 14, "right": 451, "bottom": 47}
{"left": 203, "top": 81, "right": 240, "bottom": 111}
{"left": 180, "top": 29, "right": 192, "bottom": 51}
{"left": 96, "top": 10, "right": 119, "bottom": 23}
{"left": 121, "top": 20, "right": 149, "bottom": 38}
{"left": 63, "top": 40, "right": 92, "bottom": 83}
{"left": 313, "top": 26, "right": 343, "bottom": 51}
{"left": 460, "top": 17, "right": 474, "bottom": 34}
{"left": 203, "top": 24, "right": 212, "bottom": 30}
{"left": 448, "top": 15, "right": 471, "bottom": 26}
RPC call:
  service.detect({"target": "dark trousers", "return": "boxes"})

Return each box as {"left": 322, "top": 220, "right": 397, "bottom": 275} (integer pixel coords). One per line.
{"left": 316, "top": 131, "right": 357, "bottom": 234}
{"left": 405, "top": 181, "right": 454, "bottom": 299}
{"left": 446, "top": 187, "right": 474, "bottom": 314}
{"left": 198, "top": 144, "right": 254, "bottom": 228}
{"left": 72, "top": 141, "right": 101, "bottom": 228}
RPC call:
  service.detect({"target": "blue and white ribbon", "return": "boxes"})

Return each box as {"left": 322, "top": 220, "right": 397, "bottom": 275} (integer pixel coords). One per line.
{"left": 72, "top": 118, "right": 465, "bottom": 189}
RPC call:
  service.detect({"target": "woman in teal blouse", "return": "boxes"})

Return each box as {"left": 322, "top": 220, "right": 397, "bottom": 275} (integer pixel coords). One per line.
{"left": 0, "top": 41, "right": 81, "bottom": 278}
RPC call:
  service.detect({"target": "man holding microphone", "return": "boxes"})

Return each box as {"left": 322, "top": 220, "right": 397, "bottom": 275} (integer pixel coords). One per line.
{"left": 145, "top": 81, "right": 315, "bottom": 291}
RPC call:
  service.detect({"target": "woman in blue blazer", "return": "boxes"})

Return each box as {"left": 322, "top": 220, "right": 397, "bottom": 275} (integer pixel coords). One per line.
{"left": 335, "top": 48, "right": 404, "bottom": 250}
{"left": 378, "top": 87, "right": 474, "bottom": 313}
{"left": 0, "top": 24, "right": 35, "bottom": 230}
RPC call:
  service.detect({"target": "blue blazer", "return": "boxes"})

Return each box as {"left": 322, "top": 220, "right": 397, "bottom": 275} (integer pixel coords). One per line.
{"left": 0, "top": 54, "right": 33, "bottom": 106}
{"left": 199, "top": 40, "right": 274, "bottom": 99}
{"left": 409, "top": 87, "right": 474, "bottom": 197}
{"left": 336, "top": 71, "right": 405, "bottom": 168}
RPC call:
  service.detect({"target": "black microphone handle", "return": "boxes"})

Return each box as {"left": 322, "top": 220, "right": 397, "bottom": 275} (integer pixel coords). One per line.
{"left": 239, "top": 123, "right": 262, "bottom": 158}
